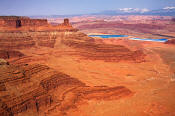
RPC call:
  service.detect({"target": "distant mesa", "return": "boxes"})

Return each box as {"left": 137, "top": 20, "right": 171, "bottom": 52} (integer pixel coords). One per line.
{"left": 62, "top": 18, "right": 71, "bottom": 26}
{"left": 0, "top": 16, "right": 78, "bottom": 50}
{"left": 0, "top": 16, "right": 48, "bottom": 28}
{"left": 0, "top": 16, "right": 74, "bottom": 30}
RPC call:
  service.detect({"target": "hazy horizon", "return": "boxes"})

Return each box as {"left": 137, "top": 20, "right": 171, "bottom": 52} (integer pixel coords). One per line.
{"left": 0, "top": 0, "right": 175, "bottom": 16}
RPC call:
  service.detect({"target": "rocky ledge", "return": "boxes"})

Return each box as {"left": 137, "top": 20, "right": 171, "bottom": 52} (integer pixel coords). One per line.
{"left": 0, "top": 17, "right": 78, "bottom": 49}
{"left": 62, "top": 32, "right": 146, "bottom": 63}
{"left": 0, "top": 63, "right": 132, "bottom": 116}
{"left": 0, "top": 17, "right": 146, "bottom": 63}
{"left": 0, "top": 50, "right": 25, "bottom": 59}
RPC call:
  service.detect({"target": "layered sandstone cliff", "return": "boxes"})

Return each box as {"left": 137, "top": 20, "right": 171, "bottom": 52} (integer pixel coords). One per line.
{"left": 0, "top": 63, "right": 132, "bottom": 116}
{"left": 0, "top": 16, "right": 146, "bottom": 63}
{"left": 0, "top": 16, "right": 76, "bottom": 31}
{"left": 0, "top": 16, "right": 48, "bottom": 28}
{"left": 0, "top": 50, "right": 24, "bottom": 59}
{"left": 0, "top": 17, "right": 77, "bottom": 50}
{"left": 0, "top": 32, "right": 57, "bottom": 49}
{"left": 61, "top": 32, "right": 146, "bottom": 63}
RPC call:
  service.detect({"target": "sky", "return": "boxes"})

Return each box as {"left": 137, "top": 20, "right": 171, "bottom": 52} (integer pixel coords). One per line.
{"left": 0, "top": 0, "right": 175, "bottom": 16}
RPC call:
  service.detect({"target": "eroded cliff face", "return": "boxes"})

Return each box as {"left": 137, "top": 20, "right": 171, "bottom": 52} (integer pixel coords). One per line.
{"left": 0, "top": 17, "right": 77, "bottom": 50}
{"left": 0, "top": 16, "right": 146, "bottom": 63}
{"left": 0, "top": 50, "right": 25, "bottom": 59}
{"left": 0, "top": 31, "right": 146, "bottom": 63}
{"left": 61, "top": 32, "right": 146, "bottom": 63}
{"left": 0, "top": 63, "right": 132, "bottom": 116}
{"left": 0, "top": 16, "right": 48, "bottom": 28}
{"left": 0, "top": 32, "right": 57, "bottom": 49}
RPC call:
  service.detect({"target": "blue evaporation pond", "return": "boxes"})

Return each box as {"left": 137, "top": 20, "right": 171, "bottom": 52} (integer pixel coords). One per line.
{"left": 89, "top": 35, "right": 128, "bottom": 38}
{"left": 129, "top": 38, "right": 168, "bottom": 42}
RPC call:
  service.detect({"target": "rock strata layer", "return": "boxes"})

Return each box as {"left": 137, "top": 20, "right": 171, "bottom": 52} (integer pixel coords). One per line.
{"left": 62, "top": 32, "right": 146, "bottom": 62}
{"left": 0, "top": 50, "right": 25, "bottom": 59}
{"left": 0, "top": 17, "right": 77, "bottom": 49}
{"left": 0, "top": 64, "right": 132, "bottom": 116}
{"left": 0, "top": 16, "right": 48, "bottom": 27}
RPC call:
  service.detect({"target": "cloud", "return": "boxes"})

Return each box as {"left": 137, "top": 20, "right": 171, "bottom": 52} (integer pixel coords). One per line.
{"left": 119, "top": 8, "right": 149, "bottom": 13}
{"left": 163, "top": 6, "right": 175, "bottom": 10}
{"left": 141, "top": 8, "right": 150, "bottom": 13}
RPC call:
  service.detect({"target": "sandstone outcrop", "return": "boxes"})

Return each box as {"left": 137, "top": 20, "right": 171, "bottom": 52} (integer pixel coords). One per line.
{"left": 0, "top": 50, "right": 24, "bottom": 59}
{"left": 0, "top": 17, "right": 78, "bottom": 49}
{"left": 0, "top": 63, "right": 132, "bottom": 116}
{"left": 62, "top": 32, "right": 146, "bottom": 63}
{"left": 165, "top": 39, "right": 175, "bottom": 44}
{"left": 62, "top": 18, "right": 71, "bottom": 26}
{"left": 0, "top": 16, "right": 48, "bottom": 28}
{"left": 0, "top": 16, "right": 76, "bottom": 31}
{"left": 0, "top": 16, "right": 146, "bottom": 63}
{"left": 0, "top": 32, "right": 58, "bottom": 49}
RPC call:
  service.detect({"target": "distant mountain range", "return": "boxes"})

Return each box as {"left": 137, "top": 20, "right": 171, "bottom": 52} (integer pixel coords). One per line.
{"left": 30, "top": 7, "right": 175, "bottom": 19}
{"left": 93, "top": 7, "right": 175, "bottom": 16}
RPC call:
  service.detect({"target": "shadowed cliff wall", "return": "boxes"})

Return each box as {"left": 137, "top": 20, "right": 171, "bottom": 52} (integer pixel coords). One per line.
{"left": 0, "top": 16, "right": 48, "bottom": 27}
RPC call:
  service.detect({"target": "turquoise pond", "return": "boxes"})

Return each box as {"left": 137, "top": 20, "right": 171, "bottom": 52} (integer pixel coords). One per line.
{"left": 89, "top": 35, "right": 128, "bottom": 38}
{"left": 129, "top": 38, "right": 168, "bottom": 42}
{"left": 89, "top": 35, "right": 168, "bottom": 42}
